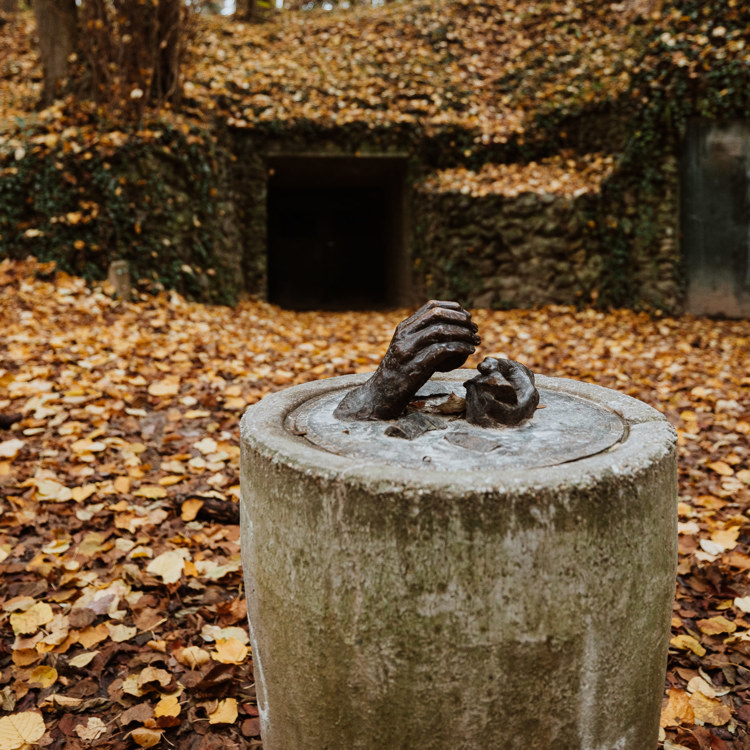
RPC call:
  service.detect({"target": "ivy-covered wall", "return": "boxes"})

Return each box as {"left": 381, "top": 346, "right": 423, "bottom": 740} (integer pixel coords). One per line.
{"left": 411, "top": 154, "right": 682, "bottom": 312}
{"left": 0, "top": 122, "right": 243, "bottom": 304}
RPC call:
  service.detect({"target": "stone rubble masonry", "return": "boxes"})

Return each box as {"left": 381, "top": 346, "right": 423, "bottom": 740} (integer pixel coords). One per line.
{"left": 412, "top": 155, "right": 682, "bottom": 311}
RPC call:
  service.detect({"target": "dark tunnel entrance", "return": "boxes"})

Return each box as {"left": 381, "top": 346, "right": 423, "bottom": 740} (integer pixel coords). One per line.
{"left": 266, "top": 156, "right": 408, "bottom": 310}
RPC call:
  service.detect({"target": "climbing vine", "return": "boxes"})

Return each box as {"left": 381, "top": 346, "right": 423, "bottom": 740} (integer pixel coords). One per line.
{"left": 0, "top": 118, "right": 237, "bottom": 303}
{"left": 594, "top": 0, "right": 749, "bottom": 307}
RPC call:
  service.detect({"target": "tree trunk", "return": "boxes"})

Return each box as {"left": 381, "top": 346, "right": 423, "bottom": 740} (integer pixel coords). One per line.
{"left": 0, "top": 0, "right": 18, "bottom": 13}
{"left": 33, "top": 0, "right": 78, "bottom": 107}
{"left": 236, "top": 0, "right": 272, "bottom": 23}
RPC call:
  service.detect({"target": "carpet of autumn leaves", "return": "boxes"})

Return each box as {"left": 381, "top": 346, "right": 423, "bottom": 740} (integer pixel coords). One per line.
{"left": 0, "top": 257, "right": 749, "bottom": 749}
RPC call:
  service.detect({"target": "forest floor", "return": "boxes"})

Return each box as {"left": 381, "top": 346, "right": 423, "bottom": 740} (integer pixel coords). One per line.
{"left": 1, "top": 257, "right": 749, "bottom": 749}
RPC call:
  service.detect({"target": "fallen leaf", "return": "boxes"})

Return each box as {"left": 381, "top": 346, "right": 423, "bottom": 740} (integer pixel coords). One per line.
{"left": 146, "top": 549, "right": 190, "bottom": 584}
{"left": 208, "top": 697, "right": 238, "bottom": 725}
{"left": 181, "top": 497, "right": 204, "bottom": 521}
{"left": 107, "top": 622, "right": 138, "bottom": 642}
{"left": 212, "top": 637, "right": 249, "bottom": 665}
{"left": 137, "top": 666, "right": 172, "bottom": 692}
{"left": 697, "top": 616, "right": 736, "bottom": 635}
{"left": 134, "top": 485, "right": 168, "bottom": 499}
{"left": 154, "top": 694, "right": 181, "bottom": 727}
{"left": 148, "top": 380, "right": 180, "bottom": 397}
{"left": 28, "top": 665, "right": 58, "bottom": 688}
{"left": 707, "top": 461, "right": 734, "bottom": 476}
{"left": 0, "top": 438, "right": 24, "bottom": 459}
{"left": 175, "top": 645, "right": 211, "bottom": 669}
{"left": 661, "top": 688, "right": 694, "bottom": 727}
{"left": 0, "top": 711, "right": 46, "bottom": 749}
{"left": 131, "top": 727, "right": 163, "bottom": 747}
{"left": 68, "top": 651, "right": 99, "bottom": 669}
{"left": 35, "top": 479, "right": 73, "bottom": 502}
{"left": 75, "top": 716, "right": 107, "bottom": 742}
{"left": 689, "top": 691, "right": 732, "bottom": 726}
{"left": 670, "top": 634, "right": 706, "bottom": 657}
{"left": 77, "top": 623, "right": 109, "bottom": 649}
{"left": 686, "top": 675, "right": 716, "bottom": 698}
{"left": 193, "top": 437, "right": 218, "bottom": 455}
{"left": 710, "top": 527, "right": 740, "bottom": 551}
{"left": 10, "top": 602, "right": 54, "bottom": 635}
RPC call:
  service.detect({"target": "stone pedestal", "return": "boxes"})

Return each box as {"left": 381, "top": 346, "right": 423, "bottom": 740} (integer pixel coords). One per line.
{"left": 240, "top": 371, "right": 677, "bottom": 750}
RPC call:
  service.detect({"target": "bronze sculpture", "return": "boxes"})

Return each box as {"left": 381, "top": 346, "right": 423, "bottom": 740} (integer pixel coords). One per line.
{"left": 334, "top": 300, "right": 539, "bottom": 428}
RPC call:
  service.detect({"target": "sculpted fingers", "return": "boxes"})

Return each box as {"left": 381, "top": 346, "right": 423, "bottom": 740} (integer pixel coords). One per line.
{"left": 400, "top": 300, "right": 475, "bottom": 337}
{"left": 409, "top": 341, "right": 477, "bottom": 378}
{"left": 464, "top": 357, "right": 539, "bottom": 427}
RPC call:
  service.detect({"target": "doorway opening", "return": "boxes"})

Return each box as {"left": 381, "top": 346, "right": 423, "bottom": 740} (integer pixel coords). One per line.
{"left": 266, "top": 156, "right": 408, "bottom": 310}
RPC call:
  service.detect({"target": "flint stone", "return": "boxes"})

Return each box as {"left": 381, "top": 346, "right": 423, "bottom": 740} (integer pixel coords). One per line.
{"left": 240, "top": 371, "right": 677, "bottom": 750}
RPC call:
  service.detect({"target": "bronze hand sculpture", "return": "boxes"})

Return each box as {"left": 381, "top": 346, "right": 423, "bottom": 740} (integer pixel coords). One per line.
{"left": 334, "top": 300, "right": 538, "bottom": 428}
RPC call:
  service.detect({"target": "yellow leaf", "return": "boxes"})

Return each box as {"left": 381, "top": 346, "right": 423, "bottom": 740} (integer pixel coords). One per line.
{"left": 29, "top": 665, "right": 58, "bottom": 688}
{"left": 77, "top": 623, "right": 109, "bottom": 649}
{"left": 175, "top": 645, "right": 211, "bottom": 669}
{"left": 200, "top": 624, "right": 249, "bottom": 644}
{"left": 71, "top": 438, "right": 106, "bottom": 454}
{"left": 193, "top": 437, "right": 218, "bottom": 455}
{"left": 711, "top": 527, "right": 740, "bottom": 551}
{"left": 697, "top": 616, "right": 737, "bottom": 636}
{"left": 68, "top": 651, "right": 99, "bottom": 668}
{"left": 181, "top": 498, "right": 204, "bottom": 522}
{"left": 122, "top": 674, "right": 145, "bottom": 698}
{"left": 689, "top": 691, "right": 732, "bottom": 726}
{"left": 158, "top": 475, "right": 184, "bottom": 486}
{"left": 42, "top": 537, "right": 71, "bottom": 555}
{"left": 736, "top": 469, "right": 750, "bottom": 485}
{"left": 136, "top": 666, "right": 172, "bottom": 691}
{"left": 114, "top": 476, "right": 131, "bottom": 493}
{"left": 155, "top": 694, "right": 181, "bottom": 719}
{"left": 147, "top": 550, "right": 189, "bottom": 584}
{"left": 212, "top": 637, "right": 249, "bottom": 665}
{"left": 148, "top": 380, "right": 180, "bottom": 397}
{"left": 670, "top": 634, "right": 706, "bottom": 657}
{"left": 134, "top": 485, "right": 168, "bottom": 499}
{"left": 184, "top": 559, "right": 199, "bottom": 577}
{"left": 660, "top": 688, "right": 694, "bottom": 727}
{"left": 12, "top": 649, "right": 40, "bottom": 667}
{"left": 10, "top": 602, "right": 54, "bottom": 635}
{"left": 35, "top": 479, "right": 72, "bottom": 502}
{"left": 72, "top": 484, "right": 98, "bottom": 502}
{"left": 0, "top": 438, "right": 24, "bottom": 459}
{"left": 686, "top": 675, "right": 716, "bottom": 698}
{"left": 707, "top": 461, "right": 734, "bottom": 476}
{"left": 208, "top": 697, "right": 238, "bottom": 725}
{"left": 131, "top": 727, "right": 162, "bottom": 748}
{"left": 107, "top": 622, "right": 137, "bottom": 643}
{"left": 154, "top": 694, "right": 181, "bottom": 727}
{"left": 0, "top": 711, "right": 46, "bottom": 749}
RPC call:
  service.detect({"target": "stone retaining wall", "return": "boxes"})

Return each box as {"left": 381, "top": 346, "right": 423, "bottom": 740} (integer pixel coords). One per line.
{"left": 413, "top": 185, "right": 604, "bottom": 309}
{"left": 412, "top": 155, "right": 682, "bottom": 311}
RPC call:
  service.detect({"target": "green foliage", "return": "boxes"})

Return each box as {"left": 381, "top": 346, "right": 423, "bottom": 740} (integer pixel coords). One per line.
{"left": 529, "top": 0, "right": 750, "bottom": 309}
{"left": 0, "top": 122, "right": 237, "bottom": 303}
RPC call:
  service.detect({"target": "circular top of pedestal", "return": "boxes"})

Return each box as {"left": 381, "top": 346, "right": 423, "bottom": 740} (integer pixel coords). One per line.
{"left": 287, "top": 377, "right": 625, "bottom": 472}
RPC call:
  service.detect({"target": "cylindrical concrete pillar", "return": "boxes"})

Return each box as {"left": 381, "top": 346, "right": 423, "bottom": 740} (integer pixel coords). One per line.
{"left": 240, "top": 371, "right": 677, "bottom": 750}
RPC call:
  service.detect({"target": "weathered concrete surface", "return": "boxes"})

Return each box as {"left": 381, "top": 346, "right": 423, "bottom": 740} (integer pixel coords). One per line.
{"left": 683, "top": 120, "right": 750, "bottom": 318}
{"left": 240, "top": 372, "right": 677, "bottom": 750}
